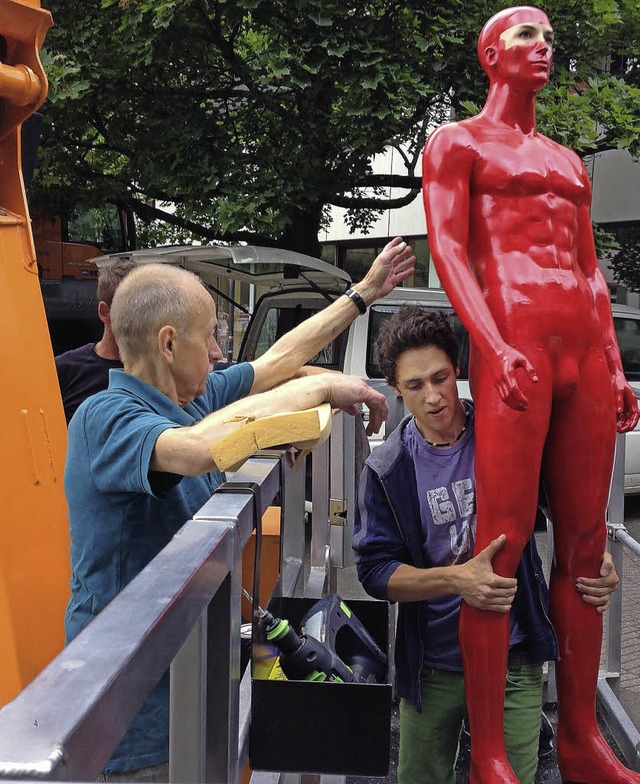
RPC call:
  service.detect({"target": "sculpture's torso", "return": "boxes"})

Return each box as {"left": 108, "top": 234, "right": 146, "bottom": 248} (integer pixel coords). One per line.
{"left": 448, "top": 117, "right": 601, "bottom": 365}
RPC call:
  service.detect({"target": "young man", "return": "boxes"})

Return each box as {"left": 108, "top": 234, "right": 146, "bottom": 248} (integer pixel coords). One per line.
{"left": 55, "top": 259, "right": 134, "bottom": 423}
{"left": 353, "top": 307, "right": 619, "bottom": 784}
{"left": 422, "top": 8, "right": 638, "bottom": 782}
{"left": 65, "top": 238, "right": 415, "bottom": 781}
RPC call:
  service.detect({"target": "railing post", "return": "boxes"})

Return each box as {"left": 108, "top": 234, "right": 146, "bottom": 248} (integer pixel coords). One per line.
{"left": 604, "top": 432, "right": 626, "bottom": 683}
{"left": 328, "top": 411, "right": 354, "bottom": 574}
{"left": 280, "top": 452, "right": 307, "bottom": 597}
{"left": 307, "top": 437, "right": 331, "bottom": 598}
{"left": 170, "top": 612, "right": 208, "bottom": 782}
{"left": 169, "top": 526, "right": 241, "bottom": 784}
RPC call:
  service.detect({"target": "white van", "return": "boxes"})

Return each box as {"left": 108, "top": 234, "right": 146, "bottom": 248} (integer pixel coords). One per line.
{"left": 94, "top": 246, "right": 640, "bottom": 493}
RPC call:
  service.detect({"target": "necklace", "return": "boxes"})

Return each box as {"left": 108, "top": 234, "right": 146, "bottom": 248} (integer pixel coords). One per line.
{"left": 423, "top": 403, "right": 469, "bottom": 448}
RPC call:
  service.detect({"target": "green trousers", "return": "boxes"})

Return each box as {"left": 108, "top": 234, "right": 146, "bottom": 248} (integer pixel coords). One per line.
{"left": 398, "top": 663, "right": 543, "bottom": 784}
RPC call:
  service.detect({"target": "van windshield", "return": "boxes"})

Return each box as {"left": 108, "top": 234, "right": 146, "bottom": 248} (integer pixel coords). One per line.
{"left": 248, "top": 301, "right": 345, "bottom": 369}
{"left": 366, "top": 305, "right": 470, "bottom": 380}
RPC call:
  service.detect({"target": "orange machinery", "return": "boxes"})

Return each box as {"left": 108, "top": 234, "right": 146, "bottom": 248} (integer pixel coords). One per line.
{"left": 0, "top": 0, "right": 70, "bottom": 703}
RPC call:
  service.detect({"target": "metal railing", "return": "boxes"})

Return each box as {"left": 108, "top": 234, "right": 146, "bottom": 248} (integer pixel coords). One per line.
{"left": 0, "top": 444, "right": 311, "bottom": 783}
{"left": 0, "top": 406, "right": 364, "bottom": 784}
{"left": 598, "top": 432, "right": 640, "bottom": 770}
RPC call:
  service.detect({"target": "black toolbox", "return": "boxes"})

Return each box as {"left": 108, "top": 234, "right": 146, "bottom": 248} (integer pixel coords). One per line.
{"left": 249, "top": 596, "right": 393, "bottom": 776}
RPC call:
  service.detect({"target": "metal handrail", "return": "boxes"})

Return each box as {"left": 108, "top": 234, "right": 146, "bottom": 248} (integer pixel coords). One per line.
{"left": 0, "top": 451, "right": 295, "bottom": 783}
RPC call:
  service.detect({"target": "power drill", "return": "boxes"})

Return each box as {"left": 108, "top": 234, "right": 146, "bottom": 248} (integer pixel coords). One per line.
{"left": 259, "top": 593, "right": 387, "bottom": 684}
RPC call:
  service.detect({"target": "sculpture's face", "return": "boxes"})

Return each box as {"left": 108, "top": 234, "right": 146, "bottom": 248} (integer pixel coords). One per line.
{"left": 479, "top": 7, "right": 553, "bottom": 89}
{"left": 496, "top": 20, "right": 554, "bottom": 87}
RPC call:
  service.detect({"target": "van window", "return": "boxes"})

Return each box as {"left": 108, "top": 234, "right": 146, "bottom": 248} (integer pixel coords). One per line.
{"left": 366, "top": 305, "right": 470, "bottom": 379}
{"left": 250, "top": 303, "right": 345, "bottom": 369}
{"left": 614, "top": 317, "right": 640, "bottom": 381}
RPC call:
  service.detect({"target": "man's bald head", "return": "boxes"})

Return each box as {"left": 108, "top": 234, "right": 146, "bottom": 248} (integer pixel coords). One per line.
{"left": 477, "top": 6, "right": 551, "bottom": 76}
{"left": 110, "top": 264, "right": 211, "bottom": 365}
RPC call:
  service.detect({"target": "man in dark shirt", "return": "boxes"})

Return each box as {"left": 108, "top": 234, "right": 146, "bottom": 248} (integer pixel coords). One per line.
{"left": 55, "top": 260, "right": 134, "bottom": 423}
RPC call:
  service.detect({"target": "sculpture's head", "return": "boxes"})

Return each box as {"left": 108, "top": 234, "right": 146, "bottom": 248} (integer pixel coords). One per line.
{"left": 477, "top": 6, "right": 554, "bottom": 89}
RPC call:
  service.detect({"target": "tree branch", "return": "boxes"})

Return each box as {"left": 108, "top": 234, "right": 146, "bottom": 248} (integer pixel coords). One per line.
{"left": 354, "top": 174, "right": 421, "bottom": 189}
{"left": 194, "top": 0, "right": 302, "bottom": 126}
{"left": 330, "top": 190, "right": 420, "bottom": 210}
{"left": 125, "top": 197, "right": 279, "bottom": 247}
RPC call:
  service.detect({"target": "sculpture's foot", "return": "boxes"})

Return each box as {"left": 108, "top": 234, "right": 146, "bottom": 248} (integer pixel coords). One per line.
{"left": 558, "top": 727, "right": 640, "bottom": 784}
{"left": 469, "top": 756, "right": 519, "bottom": 784}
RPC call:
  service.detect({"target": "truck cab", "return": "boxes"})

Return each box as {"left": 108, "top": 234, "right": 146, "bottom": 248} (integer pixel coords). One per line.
{"left": 33, "top": 203, "right": 135, "bottom": 352}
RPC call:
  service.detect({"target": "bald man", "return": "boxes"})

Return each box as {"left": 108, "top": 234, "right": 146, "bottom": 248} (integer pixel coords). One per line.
{"left": 422, "top": 7, "right": 638, "bottom": 784}
{"left": 64, "top": 241, "right": 415, "bottom": 781}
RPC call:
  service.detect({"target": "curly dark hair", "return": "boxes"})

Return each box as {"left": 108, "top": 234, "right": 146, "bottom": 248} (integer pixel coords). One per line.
{"left": 377, "top": 306, "right": 459, "bottom": 386}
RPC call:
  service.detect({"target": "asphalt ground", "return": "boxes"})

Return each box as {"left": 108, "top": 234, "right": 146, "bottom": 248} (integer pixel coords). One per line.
{"left": 339, "top": 496, "right": 640, "bottom": 783}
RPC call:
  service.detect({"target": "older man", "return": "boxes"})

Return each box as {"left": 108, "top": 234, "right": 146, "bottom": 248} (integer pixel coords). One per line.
{"left": 64, "top": 238, "right": 414, "bottom": 780}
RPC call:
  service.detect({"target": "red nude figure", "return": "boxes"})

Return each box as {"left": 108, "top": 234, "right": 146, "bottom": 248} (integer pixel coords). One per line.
{"left": 422, "top": 7, "right": 640, "bottom": 784}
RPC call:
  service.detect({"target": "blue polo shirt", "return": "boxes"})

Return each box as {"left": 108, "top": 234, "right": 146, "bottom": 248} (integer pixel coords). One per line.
{"left": 64, "top": 363, "right": 254, "bottom": 772}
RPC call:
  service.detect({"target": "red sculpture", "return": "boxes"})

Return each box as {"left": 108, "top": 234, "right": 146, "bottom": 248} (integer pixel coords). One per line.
{"left": 422, "top": 7, "right": 640, "bottom": 784}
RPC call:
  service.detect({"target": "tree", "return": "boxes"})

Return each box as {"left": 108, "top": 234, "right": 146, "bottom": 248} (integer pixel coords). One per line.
{"left": 610, "top": 234, "right": 640, "bottom": 292}
{"left": 31, "top": 0, "right": 640, "bottom": 256}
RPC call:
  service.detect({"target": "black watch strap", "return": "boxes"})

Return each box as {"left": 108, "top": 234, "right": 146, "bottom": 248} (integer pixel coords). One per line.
{"left": 344, "top": 288, "right": 367, "bottom": 315}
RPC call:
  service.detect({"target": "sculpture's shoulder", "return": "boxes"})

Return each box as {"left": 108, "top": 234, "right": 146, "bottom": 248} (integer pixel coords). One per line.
{"left": 423, "top": 120, "right": 480, "bottom": 175}
{"left": 425, "top": 119, "right": 478, "bottom": 155}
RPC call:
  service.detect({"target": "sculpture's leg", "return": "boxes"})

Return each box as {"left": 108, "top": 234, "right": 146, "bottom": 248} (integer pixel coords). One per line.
{"left": 543, "top": 355, "right": 640, "bottom": 784}
{"left": 462, "top": 361, "right": 550, "bottom": 784}
{"left": 460, "top": 606, "right": 515, "bottom": 783}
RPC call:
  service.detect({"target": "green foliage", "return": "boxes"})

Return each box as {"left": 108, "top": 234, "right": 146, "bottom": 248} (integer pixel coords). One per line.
{"left": 610, "top": 239, "right": 640, "bottom": 292}
{"left": 593, "top": 222, "right": 621, "bottom": 258}
{"left": 31, "top": 0, "right": 640, "bottom": 254}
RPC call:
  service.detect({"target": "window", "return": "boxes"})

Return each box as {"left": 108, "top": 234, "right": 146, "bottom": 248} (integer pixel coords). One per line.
{"left": 328, "top": 236, "right": 433, "bottom": 287}
{"left": 614, "top": 316, "right": 640, "bottom": 381}
{"left": 66, "top": 205, "right": 124, "bottom": 254}
{"left": 251, "top": 301, "right": 345, "bottom": 369}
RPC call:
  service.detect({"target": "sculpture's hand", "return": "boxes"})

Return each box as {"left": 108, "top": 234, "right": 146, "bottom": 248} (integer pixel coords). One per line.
{"left": 358, "top": 236, "right": 416, "bottom": 301}
{"left": 576, "top": 551, "right": 619, "bottom": 614}
{"left": 488, "top": 346, "right": 539, "bottom": 412}
{"left": 454, "top": 534, "right": 517, "bottom": 612}
{"left": 612, "top": 370, "right": 639, "bottom": 433}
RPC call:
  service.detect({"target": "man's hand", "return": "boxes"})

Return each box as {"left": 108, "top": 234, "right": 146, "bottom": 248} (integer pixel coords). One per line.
{"left": 611, "top": 370, "right": 639, "bottom": 433}
{"left": 355, "top": 237, "right": 416, "bottom": 304}
{"left": 488, "top": 345, "right": 539, "bottom": 412}
{"left": 325, "top": 374, "right": 389, "bottom": 435}
{"left": 576, "top": 551, "right": 619, "bottom": 613}
{"left": 454, "top": 534, "right": 517, "bottom": 612}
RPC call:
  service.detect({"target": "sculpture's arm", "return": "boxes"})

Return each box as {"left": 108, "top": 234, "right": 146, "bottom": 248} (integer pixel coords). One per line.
{"left": 422, "top": 126, "right": 537, "bottom": 411}
{"left": 576, "top": 170, "right": 639, "bottom": 432}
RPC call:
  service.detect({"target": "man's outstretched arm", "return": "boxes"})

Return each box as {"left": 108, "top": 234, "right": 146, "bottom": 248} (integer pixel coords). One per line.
{"left": 248, "top": 237, "right": 415, "bottom": 393}
{"left": 152, "top": 372, "right": 389, "bottom": 476}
